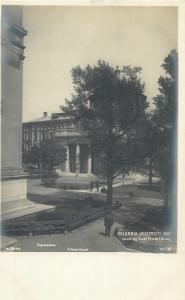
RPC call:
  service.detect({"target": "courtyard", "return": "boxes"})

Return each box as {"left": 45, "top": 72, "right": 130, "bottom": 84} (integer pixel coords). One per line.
{"left": 2, "top": 177, "right": 174, "bottom": 253}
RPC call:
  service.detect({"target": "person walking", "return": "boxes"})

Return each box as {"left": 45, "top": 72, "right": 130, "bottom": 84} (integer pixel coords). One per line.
{"left": 104, "top": 213, "right": 114, "bottom": 237}
{"left": 89, "top": 181, "right": 94, "bottom": 192}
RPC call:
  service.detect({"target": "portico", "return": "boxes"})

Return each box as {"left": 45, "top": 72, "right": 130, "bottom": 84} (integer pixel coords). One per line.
{"left": 23, "top": 111, "right": 95, "bottom": 175}
{"left": 64, "top": 143, "right": 92, "bottom": 174}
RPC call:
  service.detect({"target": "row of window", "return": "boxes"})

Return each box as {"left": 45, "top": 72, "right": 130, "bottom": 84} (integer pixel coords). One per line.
{"left": 23, "top": 132, "right": 54, "bottom": 151}
{"left": 23, "top": 121, "right": 74, "bottom": 131}
{"left": 23, "top": 132, "right": 53, "bottom": 142}
{"left": 23, "top": 143, "right": 32, "bottom": 151}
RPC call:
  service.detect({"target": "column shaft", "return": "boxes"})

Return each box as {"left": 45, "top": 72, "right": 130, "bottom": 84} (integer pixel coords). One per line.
{"left": 87, "top": 152, "right": 92, "bottom": 174}
{"left": 76, "top": 144, "right": 80, "bottom": 173}
{"left": 65, "top": 144, "right": 70, "bottom": 172}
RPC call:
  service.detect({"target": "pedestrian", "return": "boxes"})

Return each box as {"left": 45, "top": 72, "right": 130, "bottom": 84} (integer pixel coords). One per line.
{"left": 95, "top": 181, "right": 99, "bottom": 192}
{"left": 89, "top": 181, "right": 94, "bottom": 192}
{"left": 104, "top": 212, "right": 114, "bottom": 237}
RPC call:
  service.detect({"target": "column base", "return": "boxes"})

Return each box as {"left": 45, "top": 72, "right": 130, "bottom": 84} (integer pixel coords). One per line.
{"left": 1, "top": 176, "right": 27, "bottom": 203}
{"left": 1, "top": 198, "right": 54, "bottom": 221}
{"left": 1, "top": 170, "right": 54, "bottom": 221}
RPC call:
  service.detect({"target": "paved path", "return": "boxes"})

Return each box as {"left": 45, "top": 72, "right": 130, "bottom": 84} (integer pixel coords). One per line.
{"left": 4, "top": 179, "right": 164, "bottom": 252}
{"left": 11, "top": 218, "right": 126, "bottom": 252}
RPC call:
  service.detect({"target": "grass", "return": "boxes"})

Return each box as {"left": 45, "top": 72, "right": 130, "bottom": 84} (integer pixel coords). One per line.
{"left": 113, "top": 184, "right": 162, "bottom": 200}
{"left": 4, "top": 180, "right": 174, "bottom": 253}
{"left": 3, "top": 198, "right": 108, "bottom": 236}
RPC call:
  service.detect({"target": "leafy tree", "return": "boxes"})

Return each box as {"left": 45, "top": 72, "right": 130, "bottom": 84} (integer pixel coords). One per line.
{"left": 153, "top": 49, "right": 178, "bottom": 209}
{"left": 138, "top": 115, "right": 161, "bottom": 185}
{"left": 23, "top": 145, "right": 42, "bottom": 170}
{"left": 62, "top": 60, "right": 148, "bottom": 208}
{"left": 23, "top": 139, "right": 66, "bottom": 171}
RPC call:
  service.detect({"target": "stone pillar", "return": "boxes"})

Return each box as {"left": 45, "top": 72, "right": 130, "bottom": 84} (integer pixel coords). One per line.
{"left": 76, "top": 144, "right": 80, "bottom": 173}
{"left": 87, "top": 152, "right": 92, "bottom": 174}
{"left": 65, "top": 144, "right": 70, "bottom": 172}
{"left": 1, "top": 7, "right": 53, "bottom": 226}
{"left": 31, "top": 130, "right": 34, "bottom": 147}
{"left": 37, "top": 129, "right": 41, "bottom": 145}
{"left": 1, "top": 7, "right": 28, "bottom": 217}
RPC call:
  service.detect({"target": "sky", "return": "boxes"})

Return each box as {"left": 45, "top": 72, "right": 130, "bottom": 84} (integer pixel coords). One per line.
{"left": 22, "top": 6, "right": 177, "bottom": 121}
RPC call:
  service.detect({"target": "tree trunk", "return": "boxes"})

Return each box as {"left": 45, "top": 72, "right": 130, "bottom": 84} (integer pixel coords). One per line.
{"left": 161, "top": 176, "right": 169, "bottom": 207}
{"left": 148, "top": 157, "right": 153, "bottom": 186}
{"left": 106, "top": 173, "right": 113, "bottom": 211}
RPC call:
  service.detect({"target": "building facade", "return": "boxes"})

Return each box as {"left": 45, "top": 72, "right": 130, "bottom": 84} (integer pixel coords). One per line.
{"left": 1, "top": 6, "right": 52, "bottom": 225}
{"left": 1, "top": 6, "right": 28, "bottom": 214}
{"left": 22, "top": 111, "right": 93, "bottom": 174}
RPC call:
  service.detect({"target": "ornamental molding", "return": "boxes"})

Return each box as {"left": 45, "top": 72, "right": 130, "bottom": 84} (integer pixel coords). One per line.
{"left": 2, "top": 17, "right": 27, "bottom": 61}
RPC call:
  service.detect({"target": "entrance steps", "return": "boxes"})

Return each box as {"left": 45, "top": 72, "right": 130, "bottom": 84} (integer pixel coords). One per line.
{"left": 58, "top": 172, "right": 97, "bottom": 178}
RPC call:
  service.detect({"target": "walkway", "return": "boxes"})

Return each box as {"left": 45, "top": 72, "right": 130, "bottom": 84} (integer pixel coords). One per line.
{"left": 11, "top": 218, "right": 126, "bottom": 252}
{"left": 3, "top": 179, "right": 164, "bottom": 252}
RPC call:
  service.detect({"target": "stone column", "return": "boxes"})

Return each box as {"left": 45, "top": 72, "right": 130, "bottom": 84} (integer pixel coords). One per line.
{"left": 76, "top": 144, "right": 80, "bottom": 173}
{"left": 31, "top": 130, "right": 34, "bottom": 147}
{"left": 37, "top": 130, "right": 40, "bottom": 144}
{"left": 1, "top": 7, "right": 53, "bottom": 226}
{"left": 87, "top": 152, "right": 92, "bottom": 174}
{"left": 65, "top": 144, "right": 70, "bottom": 172}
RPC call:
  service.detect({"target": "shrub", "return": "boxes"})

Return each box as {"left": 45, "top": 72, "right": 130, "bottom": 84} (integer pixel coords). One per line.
{"left": 101, "top": 187, "right": 107, "bottom": 193}
{"left": 41, "top": 170, "right": 59, "bottom": 186}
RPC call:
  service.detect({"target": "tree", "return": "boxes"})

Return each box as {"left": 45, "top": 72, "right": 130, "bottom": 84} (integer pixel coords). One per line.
{"left": 62, "top": 60, "right": 148, "bottom": 209}
{"left": 138, "top": 115, "right": 161, "bottom": 186}
{"left": 23, "top": 145, "right": 42, "bottom": 170}
{"left": 153, "top": 49, "right": 178, "bottom": 210}
{"left": 23, "top": 139, "right": 66, "bottom": 171}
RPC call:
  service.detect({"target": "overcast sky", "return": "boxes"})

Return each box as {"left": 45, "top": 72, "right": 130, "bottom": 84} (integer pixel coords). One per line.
{"left": 22, "top": 6, "right": 177, "bottom": 121}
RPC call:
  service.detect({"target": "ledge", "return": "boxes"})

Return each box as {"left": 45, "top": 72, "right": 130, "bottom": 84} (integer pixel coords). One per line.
{"left": 1, "top": 168, "right": 28, "bottom": 181}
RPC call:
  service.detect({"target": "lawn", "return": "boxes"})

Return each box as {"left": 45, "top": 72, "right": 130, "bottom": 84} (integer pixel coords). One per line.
{"left": 3, "top": 198, "right": 106, "bottom": 236}
{"left": 113, "top": 184, "right": 177, "bottom": 253}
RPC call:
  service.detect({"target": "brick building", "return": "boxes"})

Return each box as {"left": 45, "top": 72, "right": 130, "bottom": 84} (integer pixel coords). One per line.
{"left": 22, "top": 111, "right": 94, "bottom": 174}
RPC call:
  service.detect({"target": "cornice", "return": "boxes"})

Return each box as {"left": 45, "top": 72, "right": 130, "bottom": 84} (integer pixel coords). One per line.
{"left": 3, "top": 17, "right": 28, "bottom": 37}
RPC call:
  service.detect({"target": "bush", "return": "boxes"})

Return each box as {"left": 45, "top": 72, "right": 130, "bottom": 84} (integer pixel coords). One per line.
{"left": 101, "top": 187, "right": 107, "bottom": 193}
{"left": 41, "top": 170, "right": 59, "bottom": 186}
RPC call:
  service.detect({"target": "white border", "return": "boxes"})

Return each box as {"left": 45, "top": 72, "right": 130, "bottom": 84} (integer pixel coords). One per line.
{"left": 1, "top": 1, "right": 185, "bottom": 300}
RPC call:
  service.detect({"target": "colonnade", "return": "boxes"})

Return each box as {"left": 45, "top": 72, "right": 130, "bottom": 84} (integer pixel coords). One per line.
{"left": 64, "top": 143, "right": 92, "bottom": 174}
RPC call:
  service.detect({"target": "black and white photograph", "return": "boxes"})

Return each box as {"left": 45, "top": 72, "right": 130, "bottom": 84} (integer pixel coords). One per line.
{"left": 1, "top": 4, "right": 178, "bottom": 253}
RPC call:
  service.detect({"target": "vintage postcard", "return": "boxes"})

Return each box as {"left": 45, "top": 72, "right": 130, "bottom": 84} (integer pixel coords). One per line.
{"left": 0, "top": 3, "right": 179, "bottom": 255}
{"left": 1, "top": 2, "right": 185, "bottom": 300}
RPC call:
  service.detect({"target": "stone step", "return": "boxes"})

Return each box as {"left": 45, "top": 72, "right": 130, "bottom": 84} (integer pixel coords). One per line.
{"left": 1, "top": 199, "right": 54, "bottom": 221}
{"left": 59, "top": 172, "right": 97, "bottom": 178}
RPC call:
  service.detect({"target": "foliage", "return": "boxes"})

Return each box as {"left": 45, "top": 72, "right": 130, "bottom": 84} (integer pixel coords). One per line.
{"left": 153, "top": 49, "right": 177, "bottom": 128}
{"left": 62, "top": 60, "right": 148, "bottom": 207}
{"left": 137, "top": 115, "right": 161, "bottom": 184}
{"left": 23, "top": 139, "right": 66, "bottom": 172}
{"left": 41, "top": 170, "right": 59, "bottom": 186}
{"left": 23, "top": 145, "right": 42, "bottom": 170}
{"left": 152, "top": 49, "right": 178, "bottom": 207}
